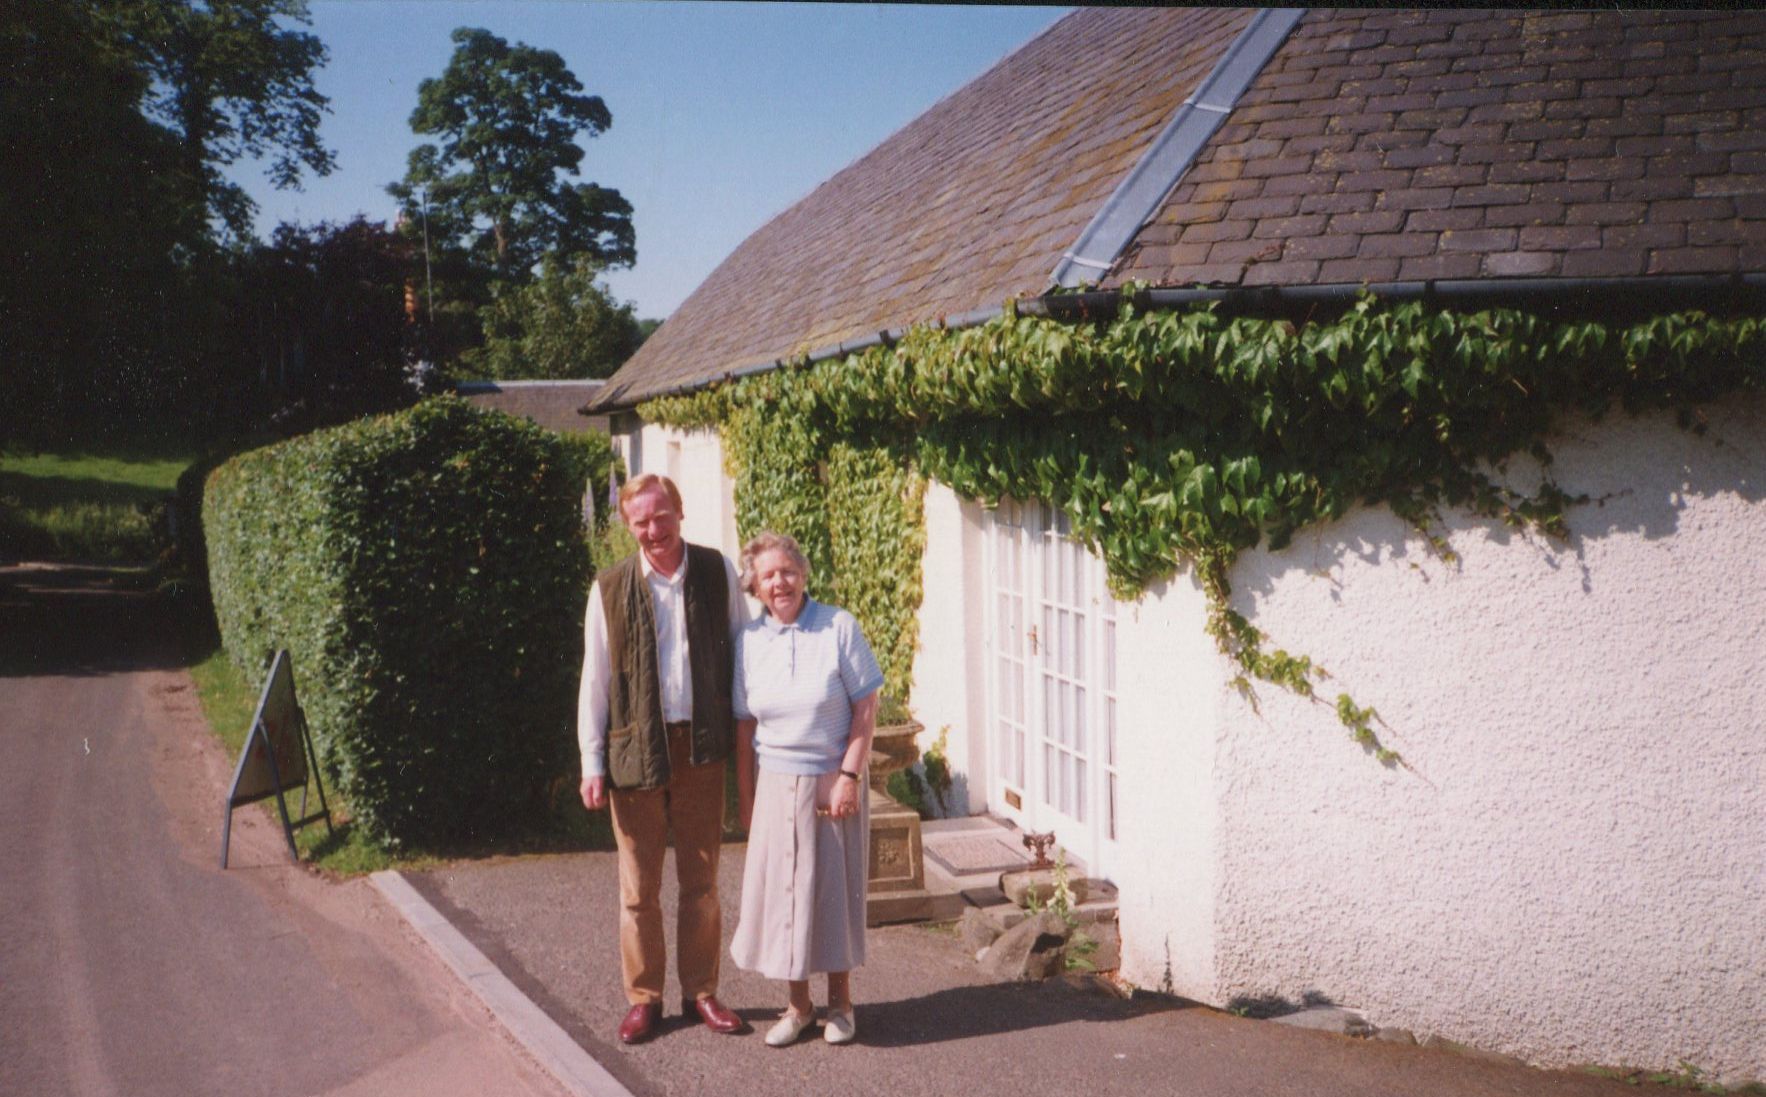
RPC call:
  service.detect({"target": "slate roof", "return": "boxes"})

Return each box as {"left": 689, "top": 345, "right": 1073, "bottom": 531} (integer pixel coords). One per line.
{"left": 1108, "top": 8, "right": 1766, "bottom": 289}
{"left": 592, "top": 6, "right": 1254, "bottom": 409}
{"left": 594, "top": 7, "right": 1766, "bottom": 411}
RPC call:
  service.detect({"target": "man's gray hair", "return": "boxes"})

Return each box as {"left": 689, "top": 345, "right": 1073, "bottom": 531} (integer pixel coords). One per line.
{"left": 738, "top": 531, "right": 810, "bottom": 597}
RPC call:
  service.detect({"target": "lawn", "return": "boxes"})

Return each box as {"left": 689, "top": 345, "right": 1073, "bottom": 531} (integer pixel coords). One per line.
{"left": 0, "top": 442, "right": 195, "bottom": 562}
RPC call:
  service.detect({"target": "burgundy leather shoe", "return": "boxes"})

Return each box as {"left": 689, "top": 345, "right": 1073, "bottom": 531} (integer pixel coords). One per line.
{"left": 618, "top": 1002, "right": 661, "bottom": 1044}
{"left": 684, "top": 995, "right": 748, "bottom": 1035}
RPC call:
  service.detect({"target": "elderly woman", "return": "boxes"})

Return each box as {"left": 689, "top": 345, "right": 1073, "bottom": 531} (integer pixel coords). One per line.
{"left": 729, "top": 531, "right": 882, "bottom": 1047}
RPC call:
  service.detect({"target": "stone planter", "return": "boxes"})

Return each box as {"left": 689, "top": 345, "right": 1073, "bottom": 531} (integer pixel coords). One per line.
{"left": 866, "top": 719, "right": 928, "bottom": 923}
{"left": 868, "top": 719, "right": 924, "bottom": 784}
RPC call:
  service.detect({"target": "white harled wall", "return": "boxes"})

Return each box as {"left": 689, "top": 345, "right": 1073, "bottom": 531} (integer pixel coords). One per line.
{"left": 1205, "top": 398, "right": 1766, "bottom": 1082}
{"left": 628, "top": 402, "right": 1764, "bottom": 1080}
{"left": 619, "top": 423, "right": 740, "bottom": 559}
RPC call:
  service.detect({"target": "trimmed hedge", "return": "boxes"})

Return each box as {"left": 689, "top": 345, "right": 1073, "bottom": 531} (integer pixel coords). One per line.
{"left": 204, "top": 397, "right": 599, "bottom": 849}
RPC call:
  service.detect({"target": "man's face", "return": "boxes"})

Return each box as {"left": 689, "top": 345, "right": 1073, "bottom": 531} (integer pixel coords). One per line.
{"left": 622, "top": 485, "right": 683, "bottom": 564}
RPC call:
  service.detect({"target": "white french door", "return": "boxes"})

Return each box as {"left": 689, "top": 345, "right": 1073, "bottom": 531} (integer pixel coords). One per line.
{"left": 983, "top": 499, "right": 1119, "bottom": 879}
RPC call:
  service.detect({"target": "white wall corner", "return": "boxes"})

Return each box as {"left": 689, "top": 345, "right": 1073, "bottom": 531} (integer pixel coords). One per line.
{"left": 908, "top": 481, "right": 986, "bottom": 816}
{"left": 1110, "top": 567, "right": 1222, "bottom": 1003}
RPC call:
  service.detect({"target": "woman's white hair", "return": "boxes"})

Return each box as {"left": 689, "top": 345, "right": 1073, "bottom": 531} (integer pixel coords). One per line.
{"left": 738, "top": 531, "right": 810, "bottom": 597}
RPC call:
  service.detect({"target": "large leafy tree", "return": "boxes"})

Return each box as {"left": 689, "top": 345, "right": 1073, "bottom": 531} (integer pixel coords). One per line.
{"left": 389, "top": 27, "right": 635, "bottom": 284}
{"left": 1, "top": 0, "right": 205, "bottom": 442}
{"left": 106, "top": 0, "right": 335, "bottom": 241}
{"left": 2, "top": 0, "right": 340, "bottom": 443}
{"left": 462, "top": 255, "right": 643, "bottom": 380}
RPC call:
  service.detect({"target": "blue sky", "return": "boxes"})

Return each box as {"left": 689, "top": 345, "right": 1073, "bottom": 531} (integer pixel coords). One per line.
{"left": 226, "top": 2, "right": 1069, "bottom": 320}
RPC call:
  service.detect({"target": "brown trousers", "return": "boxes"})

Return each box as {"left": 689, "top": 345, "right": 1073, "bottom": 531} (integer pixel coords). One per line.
{"left": 607, "top": 724, "right": 726, "bottom": 1006}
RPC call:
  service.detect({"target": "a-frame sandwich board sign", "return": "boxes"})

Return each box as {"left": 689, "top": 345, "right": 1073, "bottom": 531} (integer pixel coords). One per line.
{"left": 220, "top": 649, "right": 333, "bottom": 868}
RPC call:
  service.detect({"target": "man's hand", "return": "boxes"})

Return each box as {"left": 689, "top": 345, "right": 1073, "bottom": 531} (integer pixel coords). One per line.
{"left": 580, "top": 775, "right": 607, "bottom": 811}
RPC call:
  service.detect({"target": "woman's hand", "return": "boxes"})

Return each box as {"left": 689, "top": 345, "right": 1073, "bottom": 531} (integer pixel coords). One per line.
{"left": 829, "top": 772, "right": 862, "bottom": 819}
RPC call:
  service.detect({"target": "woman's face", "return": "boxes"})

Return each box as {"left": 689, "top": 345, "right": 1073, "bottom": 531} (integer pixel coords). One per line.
{"left": 753, "top": 548, "right": 806, "bottom": 623}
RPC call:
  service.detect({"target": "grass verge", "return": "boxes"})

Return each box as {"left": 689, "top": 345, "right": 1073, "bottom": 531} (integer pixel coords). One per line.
{"left": 184, "top": 618, "right": 612, "bottom": 875}
{"left": 1, "top": 443, "right": 195, "bottom": 562}
{"left": 185, "top": 627, "right": 410, "bottom": 875}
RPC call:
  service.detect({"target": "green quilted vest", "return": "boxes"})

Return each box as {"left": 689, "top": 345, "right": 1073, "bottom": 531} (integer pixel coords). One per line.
{"left": 598, "top": 543, "right": 736, "bottom": 790}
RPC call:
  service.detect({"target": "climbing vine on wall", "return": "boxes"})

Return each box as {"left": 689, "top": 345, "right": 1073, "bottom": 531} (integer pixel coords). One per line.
{"left": 645, "top": 294, "right": 1764, "bottom": 759}
{"left": 825, "top": 441, "right": 927, "bottom": 701}
{"left": 647, "top": 384, "right": 928, "bottom": 702}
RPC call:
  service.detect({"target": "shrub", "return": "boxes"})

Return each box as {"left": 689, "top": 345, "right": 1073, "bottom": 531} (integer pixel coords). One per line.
{"left": 204, "top": 397, "right": 593, "bottom": 848}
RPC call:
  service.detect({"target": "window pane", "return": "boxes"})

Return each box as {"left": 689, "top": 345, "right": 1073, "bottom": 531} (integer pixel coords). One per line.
{"left": 1074, "top": 614, "right": 1086, "bottom": 678}
{"left": 1058, "top": 539, "right": 1070, "bottom": 605}
{"left": 1041, "top": 680, "right": 1052, "bottom": 747}
{"left": 1076, "top": 758, "right": 1087, "bottom": 822}
{"left": 1107, "top": 699, "right": 1116, "bottom": 765}
{"left": 1075, "top": 687, "right": 1086, "bottom": 754}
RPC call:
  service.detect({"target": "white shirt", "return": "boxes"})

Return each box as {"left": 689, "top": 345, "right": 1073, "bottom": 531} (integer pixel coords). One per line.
{"left": 577, "top": 548, "right": 749, "bottom": 779}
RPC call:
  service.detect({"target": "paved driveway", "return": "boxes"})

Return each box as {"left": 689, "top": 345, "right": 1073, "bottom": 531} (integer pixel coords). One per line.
{"left": 411, "top": 843, "right": 1652, "bottom": 1097}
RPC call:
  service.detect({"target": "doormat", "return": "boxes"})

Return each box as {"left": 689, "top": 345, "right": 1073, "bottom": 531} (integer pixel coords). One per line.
{"left": 924, "top": 834, "right": 1032, "bottom": 877}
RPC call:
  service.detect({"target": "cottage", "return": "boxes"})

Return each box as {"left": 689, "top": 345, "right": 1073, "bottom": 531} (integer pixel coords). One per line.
{"left": 589, "top": 9, "right": 1766, "bottom": 1080}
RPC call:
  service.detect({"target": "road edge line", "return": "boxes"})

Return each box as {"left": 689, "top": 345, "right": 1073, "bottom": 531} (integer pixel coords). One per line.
{"left": 370, "top": 869, "right": 635, "bottom": 1097}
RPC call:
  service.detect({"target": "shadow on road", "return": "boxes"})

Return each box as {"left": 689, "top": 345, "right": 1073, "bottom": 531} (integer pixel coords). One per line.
{"left": 0, "top": 563, "right": 196, "bottom": 678}
{"left": 844, "top": 980, "right": 1191, "bottom": 1048}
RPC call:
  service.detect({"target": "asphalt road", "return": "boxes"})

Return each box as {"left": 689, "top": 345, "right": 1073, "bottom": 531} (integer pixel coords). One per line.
{"left": 0, "top": 563, "right": 565, "bottom": 1097}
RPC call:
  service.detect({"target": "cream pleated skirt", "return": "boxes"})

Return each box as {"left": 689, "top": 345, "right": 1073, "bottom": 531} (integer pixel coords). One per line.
{"left": 730, "top": 768, "right": 868, "bottom": 981}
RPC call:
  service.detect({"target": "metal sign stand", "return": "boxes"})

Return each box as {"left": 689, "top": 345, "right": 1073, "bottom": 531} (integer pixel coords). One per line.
{"left": 220, "top": 650, "right": 334, "bottom": 868}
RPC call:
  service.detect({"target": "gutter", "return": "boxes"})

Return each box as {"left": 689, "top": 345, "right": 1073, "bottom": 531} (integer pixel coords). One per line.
{"left": 589, "top": 273, "right": 1766, "bottom": 414}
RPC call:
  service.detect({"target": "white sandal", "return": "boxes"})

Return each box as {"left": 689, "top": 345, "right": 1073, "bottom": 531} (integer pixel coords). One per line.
{"left": 765, "top": 1008, "right": 815, "bottom": 1047}
{"left": 823, "top": 1008, "right": 856, "bottom": 1045}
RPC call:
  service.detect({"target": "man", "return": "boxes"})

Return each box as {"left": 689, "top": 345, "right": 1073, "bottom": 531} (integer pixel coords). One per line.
{"left": 579, "top": 473, "right": 751, "bottom": 1043}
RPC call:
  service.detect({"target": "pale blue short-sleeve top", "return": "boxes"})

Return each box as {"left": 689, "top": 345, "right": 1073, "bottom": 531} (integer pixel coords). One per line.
{"left": 733, "top": 598, "right": 884, "bottom": 776}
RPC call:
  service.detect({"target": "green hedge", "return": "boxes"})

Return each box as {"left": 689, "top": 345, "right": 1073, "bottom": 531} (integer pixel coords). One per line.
{"left": 204, "top": 397, "right": 598, "bottom": 849}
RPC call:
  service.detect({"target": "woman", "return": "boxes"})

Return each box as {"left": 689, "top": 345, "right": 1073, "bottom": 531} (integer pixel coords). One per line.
{"left": 729, "top": 531, "right": 882, "bottom": 1047}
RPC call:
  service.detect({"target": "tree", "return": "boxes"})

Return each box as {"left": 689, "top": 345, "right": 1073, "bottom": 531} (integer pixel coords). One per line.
{"left": 462, "top": 255, "right": 643, "bottom": 380}
{"left": 106, "top": 0, "right": 335, "bottom": 241}
{"left": 238, "top": 218, "right": 419, "bottom": 429}
{"left": 1, "top": 0, "right": 201, "bottom": 444}
{"left": 389, "top": 27, "right": 635, "bottom": 284}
